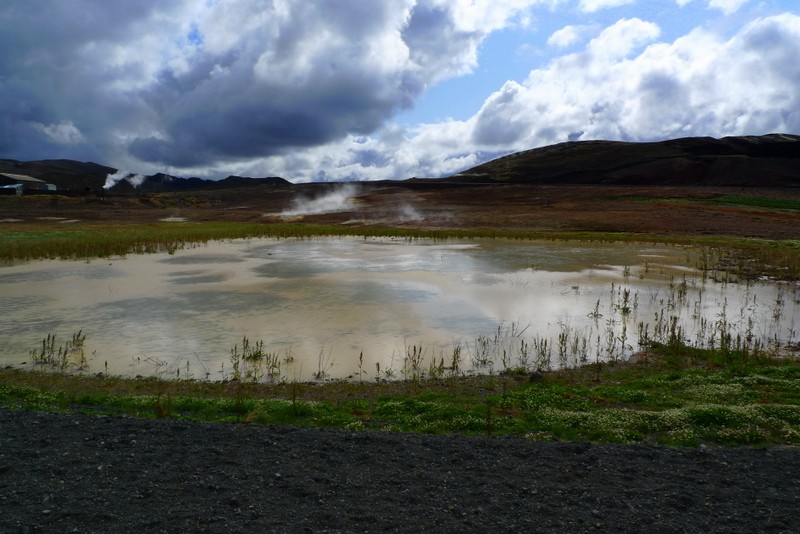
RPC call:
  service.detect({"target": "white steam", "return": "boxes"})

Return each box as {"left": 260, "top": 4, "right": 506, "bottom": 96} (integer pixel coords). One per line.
{"left": 103, "top": 169, "right": 147, "bottom": 189}
{"left": 282, "top": 185, "right": 359, "bottom": 217}
{"left": 397, "top": 203, "right": 422, "bottom": 222}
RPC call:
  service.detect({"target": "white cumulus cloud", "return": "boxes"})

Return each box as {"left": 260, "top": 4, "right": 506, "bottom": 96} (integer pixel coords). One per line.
{"left": 548, "top": 24, "right": 595, "bottom": 47}
{"left": 0, "top": 1, "right": 795, "bottom": 182}
{"left": 470, "top": 13, "right": 800, "bottom": 154}
{"left": 579, "top": 0, "right": 636, "bottom": 13}
{"left": 675, "top": 0, "right": 750, "bottom": 13}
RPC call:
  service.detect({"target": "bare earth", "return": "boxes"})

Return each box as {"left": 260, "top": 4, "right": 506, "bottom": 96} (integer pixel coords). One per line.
{"left": 2, "top": 183, "right": 800, "bottom": 240}
{"left": 2, "top": 184, "right": 800, "bottom": 532}
{"left": 2, "top": 409, "right": 799, "bottom": 533}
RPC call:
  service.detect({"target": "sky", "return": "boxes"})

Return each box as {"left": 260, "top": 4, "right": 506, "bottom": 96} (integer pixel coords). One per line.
{"left": 1, "top": 0, "right": 799, "bottom": 183}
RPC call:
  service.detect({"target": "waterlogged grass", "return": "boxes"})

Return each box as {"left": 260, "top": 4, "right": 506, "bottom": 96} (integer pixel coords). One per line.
{"left": 709, "top": 195, "right": 800, "bottom": 212}
{"left": 2, "top": 220, "right": 800, "bottom": 444}
{"left": 0, "top": 222, "right": 711, "bottom": 262}
{"left": 0, "top": 222, "right": 352, "bottom": 261}
{"left": 629, "top": 194, "right": 800, "bottom": 213}
{"left": 2, "top": 352, "right": 798, "bottom": 447}
{"left": 3, "top": 220, "right": 800, "bottom": 279}
{"left": 0, "top": 222, "right": 624, "bottom": 262}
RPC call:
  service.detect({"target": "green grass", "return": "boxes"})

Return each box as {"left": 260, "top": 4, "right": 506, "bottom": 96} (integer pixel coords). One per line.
{"left": 0, "top": 222, "right": 615, "bottom": 262}
{"left": 627, "top": 194, "right": 800, "bottom": 213}
{"left": 2, "top": 348, "right": 798, "bottom": 447}
{"left": 709, "top": 195, "right": 800, "bottom": 212}
{"left": 3, "top": 220, "right": 800, "bottom": 279}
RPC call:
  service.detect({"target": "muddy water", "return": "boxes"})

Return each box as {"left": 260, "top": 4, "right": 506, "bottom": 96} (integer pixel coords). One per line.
{"left": 1, "top": 237, "right": 798, "bottom": 381}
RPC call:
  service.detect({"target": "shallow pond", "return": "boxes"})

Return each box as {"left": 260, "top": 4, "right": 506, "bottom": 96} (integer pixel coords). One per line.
{"left": 1, "top": 237, "right": 798, "bottom": 381}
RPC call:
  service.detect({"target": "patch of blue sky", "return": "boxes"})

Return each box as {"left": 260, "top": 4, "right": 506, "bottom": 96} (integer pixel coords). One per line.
{"left": 187, "top": 24, "right": 203, "bottom": 46}
{"left": 395, "top": 0, "right": 795, "bottom": 128}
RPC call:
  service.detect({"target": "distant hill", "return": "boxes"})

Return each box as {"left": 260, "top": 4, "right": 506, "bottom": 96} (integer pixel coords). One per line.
{"left": 0, "top": 159, "right": 290, "bottom": 192}
{"left": 3, "top": 134, "right": 799, "bottom": 192}
{"left": 116, "top": 173, "right": 291, "bottom": 193}
{"left": 0, "top": 159, "right": 116, "bottom": 191}
{"left": 448, "top": 134, "right": 800, "bottom": 187}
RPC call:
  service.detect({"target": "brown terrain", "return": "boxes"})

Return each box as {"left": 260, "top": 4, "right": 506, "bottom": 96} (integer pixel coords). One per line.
{"left": 3, "top": 182, "right": 800, "bottom": 242}
{"left": 1, "top": 134, "right": 799, "bottom": 239}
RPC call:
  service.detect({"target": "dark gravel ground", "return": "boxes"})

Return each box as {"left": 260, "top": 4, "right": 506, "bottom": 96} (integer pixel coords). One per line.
{"left": 1, "top": 408, "right": 798, "bottom": 533}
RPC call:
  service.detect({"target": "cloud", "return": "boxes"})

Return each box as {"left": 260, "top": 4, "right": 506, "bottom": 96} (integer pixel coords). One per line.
{"left": 0, "top": 2, "right": 796, "bottom": 183}
{"left": 677, "top": 0, "right": 750, "bottom": 14}
{"left": 0, "top": 0, "right": 546, "bottom": 171}
{"left": 472, "top": 81, "right": 531, "bottom": 146}
{"left": 472, "top": 13, "right": 800, "bottom": 151}
{"left": 32, "top": 121, "right": 85, "bottom": 145}
{"left": 579, "top": 0, "right": 636, "bottom": 13}
{"left": 588, "top": 17, "right": 661, "bottom": 59}
{"left": 469, "top": 18, "right": 664, "bottom": 147}
{"left": 707, "top": 0, "right": 749, "bottom": 14}
{"left": 267, "top": 12, "right": 800, "bottom": 182}
{"left": 547, "top": 24, "right": 595, "bottom": 48}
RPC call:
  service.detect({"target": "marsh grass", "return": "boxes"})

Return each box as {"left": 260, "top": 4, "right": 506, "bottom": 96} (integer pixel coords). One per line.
{"left": 3, "top": 220, "right": 800, "bottom": 445}
{"left": 709, "top": 195, "right": 800, "bottom": 212}
{"left": 17, "top": 249, "right": 798, "bottom": 385}
{"left": 0, "top": 222, "right": 567, "bottom": 262}
{"left": 629, "top": 194, "right": 800, "bottom": 213}
{"left": 3, "top": 221, "right": 799, "bottom": 279}
{"left": 29, "top": 331, "right": 87, "bottom": 372}
{"left": 2, "top": 344, "right": 798, "bottom": 446}
{"left": 226, "top": 336, "right": 283, "bottom": 383}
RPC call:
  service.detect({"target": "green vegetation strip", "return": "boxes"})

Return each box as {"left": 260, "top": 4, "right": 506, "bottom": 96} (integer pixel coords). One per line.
{"left": 2, "top": 350, "right": 798, "bottom": 447}
{"left": 629, "top": 194, "right": 800, "bottom": 212}
{"left": 710, "top": 195, "right": 800, "bottom": 212}
{"left": 0, "top": 222, "right": 621, "bottom": 261}
{"left": 2, "top": 220, "right": 799, "bottom": 279}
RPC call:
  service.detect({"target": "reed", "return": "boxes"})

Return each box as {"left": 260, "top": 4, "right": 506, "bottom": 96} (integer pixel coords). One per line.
{"left": 3, "top": 221, "right": 799, "bottom": 279}
{"left": 20, "top": 264, "right": 798, "bottom": 387}
{"left": 2, "top": 350, "right": 797, "bottom": 446}
{"left": 29, "top": 331, "right": 87, "bottom": 372}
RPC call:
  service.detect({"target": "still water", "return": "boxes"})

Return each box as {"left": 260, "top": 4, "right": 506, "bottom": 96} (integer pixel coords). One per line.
{"left": 1, "top": 237, "right": 797, "bottom": 381}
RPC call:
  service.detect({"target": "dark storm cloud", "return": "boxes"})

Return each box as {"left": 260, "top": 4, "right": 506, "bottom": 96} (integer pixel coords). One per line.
{"left": 128, "top": 26, "right": 410, "bottom": 166}
{"left": 402, "top": 4, "right": 484, "bottom": 83}
{"left": 0, "top": 1, "right": 165, "bottom": 160}
{"left": 0, "top": 0, "right": 507, "bottom": 169}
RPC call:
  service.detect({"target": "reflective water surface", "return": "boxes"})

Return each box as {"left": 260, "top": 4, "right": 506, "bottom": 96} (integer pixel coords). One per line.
{"left": 1, "top": 237, "right": 798, "bottom": 381}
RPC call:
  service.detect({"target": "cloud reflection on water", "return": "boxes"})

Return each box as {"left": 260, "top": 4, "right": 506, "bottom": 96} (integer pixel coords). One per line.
{"left": 0, "top": 237, "right": 796, "bottom": 381}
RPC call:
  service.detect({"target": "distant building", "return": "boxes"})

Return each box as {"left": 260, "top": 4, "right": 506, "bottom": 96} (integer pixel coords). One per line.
{"left": 0, "top": 183, "right": 24, "bottom": 196}
{"left": 0, "top": 173, "right": 57, "bottom": 195}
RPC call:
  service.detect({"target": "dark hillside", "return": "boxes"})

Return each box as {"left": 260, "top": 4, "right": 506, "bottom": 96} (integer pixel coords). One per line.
{"left": 0, "top": 159, "right": 290, "bottom": 193}
{"left": 2, "top": 134, "right": 799, "bottom": 192}
{"left": 452, "top": 134, "right": 800, "bottom": 187}
{"left": 0, "top": 159, "right": 115, "bottom": 191}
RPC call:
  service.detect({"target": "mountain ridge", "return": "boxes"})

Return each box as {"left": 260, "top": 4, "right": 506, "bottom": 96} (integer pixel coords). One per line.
{"left": 2, "top": 134, "right": 799, "bottom": 191}
{"left": 448, "top": 134, "right": 800, "bottom": 187}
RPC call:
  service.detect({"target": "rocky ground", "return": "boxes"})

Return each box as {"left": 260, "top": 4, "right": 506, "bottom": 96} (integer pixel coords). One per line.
{"left": 1, "top": 408, "right": 798, "bottom": 533}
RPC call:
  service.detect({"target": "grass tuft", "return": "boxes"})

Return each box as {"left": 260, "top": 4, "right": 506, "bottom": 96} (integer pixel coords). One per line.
{"left": 2, "top": 346, "right": 798, "bottom": 447}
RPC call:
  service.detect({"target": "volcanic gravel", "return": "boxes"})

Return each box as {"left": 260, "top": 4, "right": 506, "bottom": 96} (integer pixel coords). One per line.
{"left": 1, "top": 408, "right": 798, "bottom": 533}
